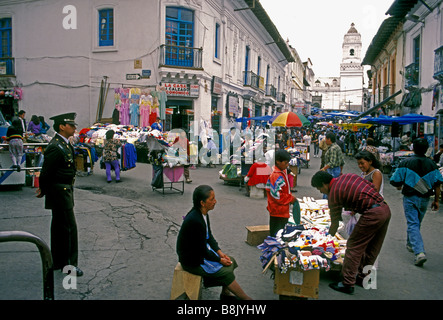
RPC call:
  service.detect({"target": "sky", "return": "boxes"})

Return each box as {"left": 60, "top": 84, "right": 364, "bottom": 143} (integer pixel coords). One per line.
{"left": 259, "top": 0, "right": 395, "bottom": 79}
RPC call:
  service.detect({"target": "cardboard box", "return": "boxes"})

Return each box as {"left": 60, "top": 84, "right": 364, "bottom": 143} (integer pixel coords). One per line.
{"left": 274, "top": 264, "right": 320, "bottom": 299}
{"left": 245, "top": 225, "right": 269, "bottom": 246}
{"left": 75, "top": 154, "right": 84, "bottom": 171}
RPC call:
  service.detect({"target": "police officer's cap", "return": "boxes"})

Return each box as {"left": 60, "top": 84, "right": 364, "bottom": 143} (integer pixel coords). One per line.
{"left": 49, "top": 112, "right": 78, "bottom": 126}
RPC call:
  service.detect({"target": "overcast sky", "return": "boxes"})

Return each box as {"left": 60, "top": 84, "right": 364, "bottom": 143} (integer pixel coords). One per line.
{"left": 259, "top": 0, "right": 394, "bottom": 79}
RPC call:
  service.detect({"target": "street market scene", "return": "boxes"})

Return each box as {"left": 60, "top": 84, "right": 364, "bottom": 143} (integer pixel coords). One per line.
{"left": 0, "top": 0, "right": 443, "bottom": 307}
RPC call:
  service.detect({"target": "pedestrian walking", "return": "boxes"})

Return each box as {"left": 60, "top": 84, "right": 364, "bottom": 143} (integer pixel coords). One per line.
{"left": 172, "top": 130, "right": 192, "bottom": 183}
{"left": 312, "top": 131, "right": 320, "bottom": 158}
{"left": 176, "top": 185, "right": 252, "bottom": 300}
{"left": 103, "top": 129, "right": 122, "bottom": 183}
{"left": 321, "top": 132, "right": 345, "bottom": 178}
{"left": 265, "top": 149, "right": 298, "bottom": 237}
{"left": 36, "top": 112, "right": 83, "bottom": 277}
{"left": 390, "top": 138, "right": 443, "bottom": 266}
{"left": 311, "top": 171, "right": 391, "bottom": 294}
{"left": 5, "top": 118, "right": 24, "bottom": 171}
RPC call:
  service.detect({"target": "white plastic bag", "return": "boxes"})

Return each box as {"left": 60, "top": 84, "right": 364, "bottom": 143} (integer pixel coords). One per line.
{"left": 343, "top": 211, "right": 358, "bottom": 235}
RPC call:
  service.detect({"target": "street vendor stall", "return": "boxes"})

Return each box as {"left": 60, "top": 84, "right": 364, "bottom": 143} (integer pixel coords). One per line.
{"left": 0, "top": 142, "right": 48, "bottom": 187}
{"left": 258, "top": 197, "right": 347, "bottom": 299}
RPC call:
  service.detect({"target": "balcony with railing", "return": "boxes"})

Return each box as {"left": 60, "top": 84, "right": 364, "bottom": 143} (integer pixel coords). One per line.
{"left": 0, "top": 57, "right": 15, "bottom": 76}
{"left": 159, "top": 44, "right": 203, "bottom": 69}
{"left": 434, "top": 45, "right": 443, "bottom": 83}
{"left": 405, "top": 62, "right": 419, "bottom": 87}
{"left": 383, "top": 84, "right": 395, "bottom": 100}
{"left": 243, "top": 71, "right": 259, "bottom": 89}
{"left": 265, "top": 84, "right": 276, "bottom": 98}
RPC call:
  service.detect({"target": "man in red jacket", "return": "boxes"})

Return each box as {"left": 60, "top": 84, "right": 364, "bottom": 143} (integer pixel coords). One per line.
{"left": 266, "top": 149, "right": 298, "bottom": 236}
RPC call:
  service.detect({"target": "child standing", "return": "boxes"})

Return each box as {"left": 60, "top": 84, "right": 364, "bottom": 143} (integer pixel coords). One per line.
{"left": 266, "top": 149, "right": 298, "bottom": 237}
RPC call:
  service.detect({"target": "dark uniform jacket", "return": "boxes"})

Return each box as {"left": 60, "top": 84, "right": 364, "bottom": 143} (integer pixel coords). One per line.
{"left": 176, "top": 207, "right": 221, "bottom": 268}
{"left": 39, "top": 134, "right": 76, "bottom": 209}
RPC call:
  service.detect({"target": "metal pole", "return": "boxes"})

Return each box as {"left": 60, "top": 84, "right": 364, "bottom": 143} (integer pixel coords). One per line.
{"left": 0, "top": 231, "right": 54, "bottom": 300}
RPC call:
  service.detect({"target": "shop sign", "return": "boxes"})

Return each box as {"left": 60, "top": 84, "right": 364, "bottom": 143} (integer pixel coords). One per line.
{"left": 228, "top": 94, "right": 239, "bottom": 116}
{"left": 212, "top": 76, "right": 222, "bottom": 95}
{"left": 126, "top": 73, "right": 141, "bottom": 80}
{"left": 163, "top": 82, "right": 199, "bottom": 98}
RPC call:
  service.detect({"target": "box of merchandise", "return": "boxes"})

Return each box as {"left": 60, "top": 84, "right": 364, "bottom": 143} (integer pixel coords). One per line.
{"left": 273, "top": 262, "right": 320, "bottom": 299}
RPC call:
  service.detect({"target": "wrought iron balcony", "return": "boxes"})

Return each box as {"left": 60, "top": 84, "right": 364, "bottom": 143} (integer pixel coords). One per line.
{"left": 159, "top": 44, "right": 203, "bottom": 69}
{"left": 243, "top": 71, "right": 259, "bottom": 89}
{"left": 265, "top": 84, "right": 276, "bottom": 98}
{"left": 434, "top": 45, "right": 443, "bottom": 83}
{"left": 0, "top": 57, "right": 15, "bottom": 76}
{"left": 405, "top": 62, "right": 419, "bottom": 87}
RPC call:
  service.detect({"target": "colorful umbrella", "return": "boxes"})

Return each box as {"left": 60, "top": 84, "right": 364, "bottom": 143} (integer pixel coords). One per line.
{"left": 271, "top": 112, "right": 310, "bottom": 127}
{"left": 317, "top": 121, "right": 333, "bottom": 126}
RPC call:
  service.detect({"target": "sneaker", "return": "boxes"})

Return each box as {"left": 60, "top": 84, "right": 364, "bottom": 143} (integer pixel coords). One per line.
{"left": 186, "top": 178, "right": 192, "bottom": 183}
{"left": 406, "top": 244, "right": 413, "bottom": 253}
{"left": 414, "top": 252, "right": 427, "bottom": 266}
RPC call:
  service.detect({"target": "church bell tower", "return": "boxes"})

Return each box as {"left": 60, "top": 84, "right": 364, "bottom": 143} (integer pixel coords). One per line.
{"left": 340, "top": 23, "right": 364, "bottom": 111}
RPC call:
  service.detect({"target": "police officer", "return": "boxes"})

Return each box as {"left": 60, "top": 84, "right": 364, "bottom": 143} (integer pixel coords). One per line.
{"left": 36, "top": 112, "right": 83, "bottom": 276}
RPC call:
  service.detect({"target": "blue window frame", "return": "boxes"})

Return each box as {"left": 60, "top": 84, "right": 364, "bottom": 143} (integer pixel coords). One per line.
{"left": 0, "top": 18, "right": 13, "bottom": 75}
{"left": 244, "top": 46, "right": 250, "bottom": 84}
{"left": 165, "top": 7, "right": 194, "bottom": 67}
{"left": 99, "top": 9, "right": 114, "bottom": 46}
{"left": 215, "top": 23, "right": 220, "bottom": 59}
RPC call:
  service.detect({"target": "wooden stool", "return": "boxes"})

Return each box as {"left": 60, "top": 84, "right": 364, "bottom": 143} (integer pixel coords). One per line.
{"left": 170, "top": 263, "right": 202, "bottom": 300}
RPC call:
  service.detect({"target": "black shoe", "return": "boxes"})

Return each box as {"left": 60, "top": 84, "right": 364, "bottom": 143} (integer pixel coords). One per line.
{"left": 116, "top": 180, "right": 122, "bottom": 183}
{"left": 329, "top": 282, "right": 354, "bottom": 294}
{"left": 63, "top": 267, "right": 84, "bottom": 277}
{"left": 107, "top": 180, "right": 112, "bottom": 183}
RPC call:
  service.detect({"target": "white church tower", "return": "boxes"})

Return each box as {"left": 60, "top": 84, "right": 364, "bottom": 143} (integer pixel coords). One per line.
{"left": 340, "top": 23, "right": 364, "bottom": 111}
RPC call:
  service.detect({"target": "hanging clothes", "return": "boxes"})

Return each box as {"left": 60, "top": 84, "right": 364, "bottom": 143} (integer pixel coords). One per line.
{"left": 139, "top": 95, "right": 151, "bottom": 128}
{"left": 149, "top": 96, "right": 160, "bottom": 125}
{"left": 130, "top": 102, "right": 140, "bottom": 127}
{"left": 158, "top": 90, "right": 168, "bottom": 120}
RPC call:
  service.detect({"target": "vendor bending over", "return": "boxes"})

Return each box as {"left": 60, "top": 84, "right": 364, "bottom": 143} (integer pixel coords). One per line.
{"left": 176, "top": 185, "right": 252, "bottom": 300}
{"left": 311, "top": 171, "right": 391, "bottom": 294}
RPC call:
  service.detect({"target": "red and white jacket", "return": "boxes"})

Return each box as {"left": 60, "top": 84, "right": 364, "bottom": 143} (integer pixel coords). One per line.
{"left": 266, "top": 166, "right": 295, "bottom": 218}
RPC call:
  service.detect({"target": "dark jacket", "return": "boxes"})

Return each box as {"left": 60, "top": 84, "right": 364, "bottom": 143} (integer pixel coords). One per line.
{"left": 390, "top": 154, "right": 443, "bottom": 198}
{"left": 39, "top": 134, "right": 76, "bottom": 209}
{"left": 176, "top": 207, "right": 221, "bottom": 268}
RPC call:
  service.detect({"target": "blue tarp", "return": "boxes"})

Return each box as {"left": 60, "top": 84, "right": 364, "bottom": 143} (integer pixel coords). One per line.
{"left": 359, "top": 113, "right": 436, "bottom": 125}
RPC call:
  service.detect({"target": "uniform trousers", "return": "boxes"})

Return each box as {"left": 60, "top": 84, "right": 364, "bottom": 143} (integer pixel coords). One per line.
{"left": 341, "top": 202, "right": 391, "bottom": 286}
{"left": 51, "top": 207, "right": 78, "bottom": 270}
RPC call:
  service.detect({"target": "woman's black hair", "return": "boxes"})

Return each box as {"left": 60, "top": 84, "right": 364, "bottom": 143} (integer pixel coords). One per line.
{"left": 106, "top": 130, "right": 115, "bottom": 140}
{"left": 193, "top": 185, "right": 214, "bottom": 209}
{"left": 311, "top": 171, "right": 333, "bottom": 188}
{"left": 355, "top": 150, "right": 381, "bottom": 169}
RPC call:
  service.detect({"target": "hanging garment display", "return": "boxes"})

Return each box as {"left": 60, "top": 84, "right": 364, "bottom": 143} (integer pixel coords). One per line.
{"left": 130, "top": 102, "right": 140, "bottom": 127}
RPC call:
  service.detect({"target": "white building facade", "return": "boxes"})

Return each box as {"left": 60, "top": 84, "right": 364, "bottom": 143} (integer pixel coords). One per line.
{"left": 0, "top": 0, "right": 295, "bottom": 136}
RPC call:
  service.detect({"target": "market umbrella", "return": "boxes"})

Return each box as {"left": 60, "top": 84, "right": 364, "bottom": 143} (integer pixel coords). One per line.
{"left": 317, "top": 121, "right": 333, "bottom": 126}
{"left": 271, "top": 112, "right": 310, "bottom": 127}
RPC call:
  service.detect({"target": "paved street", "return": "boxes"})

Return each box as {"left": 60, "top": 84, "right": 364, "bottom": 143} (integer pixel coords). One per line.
{"left": 0, "top": 152, "right": 442, "bottom": 300}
